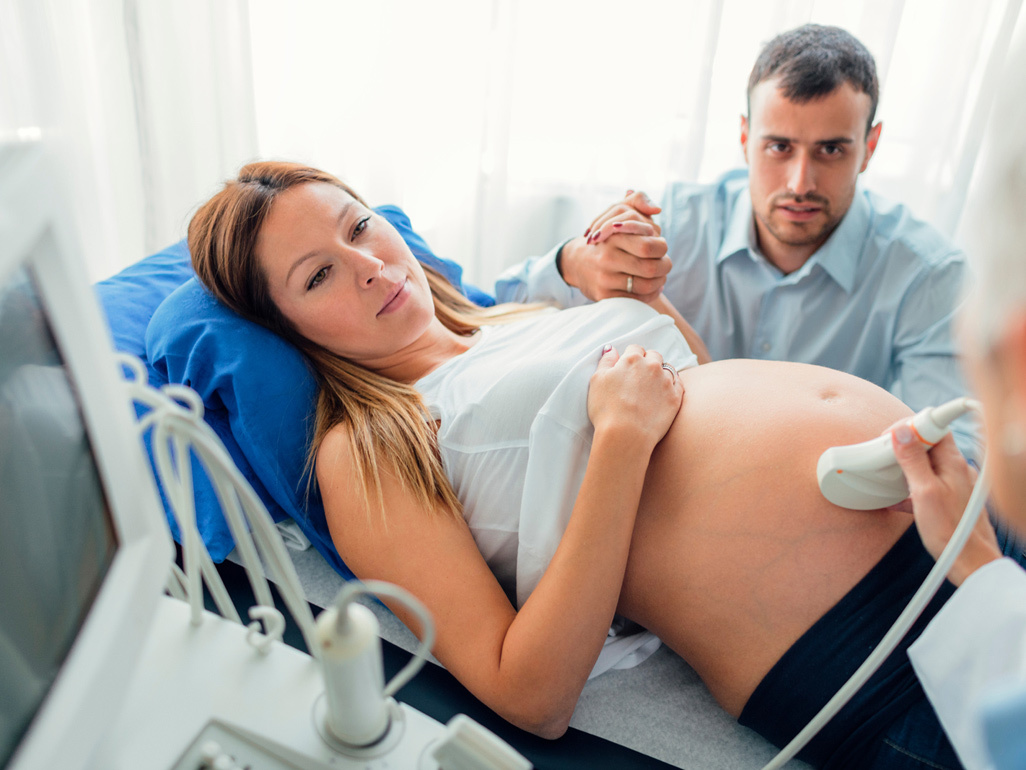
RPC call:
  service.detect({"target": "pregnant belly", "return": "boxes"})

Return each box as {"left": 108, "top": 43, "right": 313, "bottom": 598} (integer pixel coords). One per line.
{"left": 617, "top": 359, "right": 915, "bottom": 716}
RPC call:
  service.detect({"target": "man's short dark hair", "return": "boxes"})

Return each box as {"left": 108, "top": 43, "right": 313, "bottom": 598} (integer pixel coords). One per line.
{"left": 747, "top": 24, "right": 879, "bottom": 135}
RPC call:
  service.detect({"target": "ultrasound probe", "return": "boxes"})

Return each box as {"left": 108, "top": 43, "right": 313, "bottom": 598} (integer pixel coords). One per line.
{"left": 817, "top": 397, "right": 980, "bottom": 510}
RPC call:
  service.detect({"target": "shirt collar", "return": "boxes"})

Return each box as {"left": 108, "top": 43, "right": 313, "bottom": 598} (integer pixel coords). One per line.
{"left": 716, "top": 185, "right": 871, "bottom": 294}
{"left": 807, "top": 189, "right": 870, "bottom": 294}
{"left": 717, "top": 187, "right": 756, "bottom": 264}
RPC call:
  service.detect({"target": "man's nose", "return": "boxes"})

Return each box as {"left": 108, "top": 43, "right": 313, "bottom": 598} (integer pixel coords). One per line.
{"left": 786, "top": 154, "right": 816, "bottom": 198}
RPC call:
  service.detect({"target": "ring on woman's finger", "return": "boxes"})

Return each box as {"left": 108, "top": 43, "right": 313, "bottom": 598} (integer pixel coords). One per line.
{"left": 626, "top": 275, "right": 634, "bottom": 294}
{"left": 661, "top": 362, "right": 678, "bottom": 380}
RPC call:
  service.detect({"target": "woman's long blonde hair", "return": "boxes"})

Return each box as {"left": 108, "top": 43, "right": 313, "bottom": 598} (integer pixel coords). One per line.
{"left": 189, "top": 161, "right": 541, "bottom": 518}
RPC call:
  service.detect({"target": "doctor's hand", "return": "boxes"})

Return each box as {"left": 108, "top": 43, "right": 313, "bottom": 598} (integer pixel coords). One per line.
{"left": 888, "top": 423, "right": 1001, "bottom": 586}
{"left": 588, "top": 344, "right": 683, "bottom": 451}
{"left": 558, "top": 191, "right": 670, "bottom": 304}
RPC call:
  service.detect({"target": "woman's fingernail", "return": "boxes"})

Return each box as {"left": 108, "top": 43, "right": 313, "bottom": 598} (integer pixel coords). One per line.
{"left": 601, "top": 344, "right": 612, "bottom": 354}
{"left": 895, "top": 425, "right": 913, "bottom": 445}
{"left": 583, "top": 227, "right": 591, "bottom": 237}
{"left": 625, "top": 189, "right": 634, "bottom": 197}
{"left": 612, "top": 222, "right": 623, "bottom": 229}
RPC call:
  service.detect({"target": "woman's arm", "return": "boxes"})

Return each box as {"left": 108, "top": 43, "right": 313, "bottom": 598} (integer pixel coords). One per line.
{"left": 318, "top": 344, "right": 682, "bottom": 738}
{"left": 579, "top": 219, "right": 710, "bottom": 363}
{"left": 647, "top": 293, "right": 711, "bottom": 364}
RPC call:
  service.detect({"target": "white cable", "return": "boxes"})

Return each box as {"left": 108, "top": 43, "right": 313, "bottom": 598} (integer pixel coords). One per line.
{"left": 332, "top": 579, "right": 437, "bottom": 698}
{"left": 761, "top": 400, "right": 989, "bottom": 769}
{"left": 118, "top": 353, "right": 318, "bottom": 653}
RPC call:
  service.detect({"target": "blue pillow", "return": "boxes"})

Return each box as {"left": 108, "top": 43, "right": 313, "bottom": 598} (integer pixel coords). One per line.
{"left": 97, "top": 205, "right": 492, "bottom": 576}
{"left": 95, "top": 240, "right": 194, "bottom": 360}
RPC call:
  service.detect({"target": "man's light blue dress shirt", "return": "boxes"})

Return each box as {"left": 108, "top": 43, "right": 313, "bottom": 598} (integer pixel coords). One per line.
{"left": 495, "top": 169, "right": 979, "bottom": 459}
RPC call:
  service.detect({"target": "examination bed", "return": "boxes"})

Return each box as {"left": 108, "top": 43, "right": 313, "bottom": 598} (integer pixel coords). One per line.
{"left": 96, "top": 211, "right": 810, "bottom": 770}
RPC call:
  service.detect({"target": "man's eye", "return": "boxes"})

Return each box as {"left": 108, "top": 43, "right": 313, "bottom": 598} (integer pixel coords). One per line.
{"left": 768, "top": 142, "right": 789, "bottom": 154}
{"left": 822, "top": 145, "right": 843, "bottom": 156}
{"left": 308, "top": 266, "right": 329, "bottom": 290}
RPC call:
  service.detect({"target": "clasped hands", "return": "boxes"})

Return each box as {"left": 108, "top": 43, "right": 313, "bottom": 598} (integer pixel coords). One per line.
{"left": 559, "top": 190, "right": 670, "bottom": 304}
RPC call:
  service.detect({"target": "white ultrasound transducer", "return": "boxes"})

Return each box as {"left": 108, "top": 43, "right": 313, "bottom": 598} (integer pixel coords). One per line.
{"left": 817, "top": 397, "right": 978, "bottom": 510}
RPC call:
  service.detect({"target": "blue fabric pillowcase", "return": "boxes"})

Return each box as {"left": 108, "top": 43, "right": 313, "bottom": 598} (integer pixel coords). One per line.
{"left": 95, "top": 205, "right": 492, "bottom": 578}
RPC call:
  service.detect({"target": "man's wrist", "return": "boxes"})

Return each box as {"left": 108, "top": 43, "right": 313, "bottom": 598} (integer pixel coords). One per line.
{"left": 555, "top": 236, "right": 584, "bottom": 290}
{"left": 554, "top": 238, "right": 572, "bottom": 282}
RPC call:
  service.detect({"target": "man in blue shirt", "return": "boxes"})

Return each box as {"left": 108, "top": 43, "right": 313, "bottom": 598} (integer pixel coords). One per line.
{"left": 495, "top": 24, "right": 978, "bottom": 459}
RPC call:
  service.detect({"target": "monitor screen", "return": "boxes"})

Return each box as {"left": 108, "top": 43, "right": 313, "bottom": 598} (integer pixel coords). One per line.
{"left": 0, "top": 141, "right": 170, "bottom": 770}
{"left": 0, "top": 265, "right": 119, "bottom": 766}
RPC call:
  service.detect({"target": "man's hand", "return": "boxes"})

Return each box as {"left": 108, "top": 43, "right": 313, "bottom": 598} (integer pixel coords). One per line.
{"left": 559, "top": 191, "right": 671, "bottom": 303}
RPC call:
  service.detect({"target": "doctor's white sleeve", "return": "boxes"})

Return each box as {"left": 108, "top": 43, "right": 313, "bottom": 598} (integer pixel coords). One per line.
{"left": 908, "top": 558, "right": 1026, "bottom": 770}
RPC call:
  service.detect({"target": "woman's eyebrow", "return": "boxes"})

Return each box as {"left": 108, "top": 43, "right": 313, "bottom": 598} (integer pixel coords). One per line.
{"left": 285, "top": 201, "right": 354, "bottom": 286}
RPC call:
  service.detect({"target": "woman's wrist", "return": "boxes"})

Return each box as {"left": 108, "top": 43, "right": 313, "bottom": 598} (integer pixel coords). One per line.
{"left": 592, "top": 420, "right": 660, "bottom": 458}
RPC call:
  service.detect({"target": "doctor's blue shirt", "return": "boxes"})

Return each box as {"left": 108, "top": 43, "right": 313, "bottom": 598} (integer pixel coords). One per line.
{"left": 495, "top": 169, "right": 979, "bottom": 460}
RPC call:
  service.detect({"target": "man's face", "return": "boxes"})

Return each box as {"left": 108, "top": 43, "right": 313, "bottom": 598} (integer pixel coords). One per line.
{"left": 741, "top": 78, "right": 881, "bottom": 273}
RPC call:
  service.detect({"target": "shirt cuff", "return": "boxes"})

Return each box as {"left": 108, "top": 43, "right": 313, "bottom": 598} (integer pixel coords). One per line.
{"left": 494, "top": 242, "right": 585, "bottom": 308}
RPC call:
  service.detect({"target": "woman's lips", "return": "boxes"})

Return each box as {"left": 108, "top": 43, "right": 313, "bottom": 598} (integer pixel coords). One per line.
{"left": 378, "top": 278, "right": 409, "bottom": 316}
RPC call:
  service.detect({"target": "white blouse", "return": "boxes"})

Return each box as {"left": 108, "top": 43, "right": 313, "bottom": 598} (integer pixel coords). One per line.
{"left": 415, "top": 298, "right": 698, "bottom": 675}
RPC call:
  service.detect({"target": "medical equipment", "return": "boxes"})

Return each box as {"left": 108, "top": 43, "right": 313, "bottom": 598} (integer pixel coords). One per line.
{"left": 760, "top": 399, "right": 990, "bottom": 769}
{"left": 817, "top": 397, "right": 978, "bottom": 510}
{"left": 314, "top": 580, "right": 436, "bottom": 748}
{"left": 0, "top": 141, "right": 529, "bottom": 770}
{"left": 0, "top": 141, "right": 173, "bottom": 770}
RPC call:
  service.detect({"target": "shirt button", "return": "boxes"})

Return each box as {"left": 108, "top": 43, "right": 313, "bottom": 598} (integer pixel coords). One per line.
{"left": 761, "top": 341, "right": 771, "bottom": 352}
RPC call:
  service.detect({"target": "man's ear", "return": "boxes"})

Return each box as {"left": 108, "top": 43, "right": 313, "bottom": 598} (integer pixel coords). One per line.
{"left": 860, "top": 122, "right": 883, "bottom": 173}
{"left": 740, "top": 114, "right": 750, "bottom": 163}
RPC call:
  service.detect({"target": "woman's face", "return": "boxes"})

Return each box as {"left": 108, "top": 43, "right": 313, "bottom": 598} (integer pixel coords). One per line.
{"left": 256, "top": 182, "right": 436, "bottom": 369}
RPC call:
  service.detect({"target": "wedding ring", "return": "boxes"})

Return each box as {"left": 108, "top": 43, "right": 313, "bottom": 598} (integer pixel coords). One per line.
{"left": 661, "top": 363, "right": 677, "bottom": 379}
{"left": 626, "top": 275, "right": 634, "bottom": 294}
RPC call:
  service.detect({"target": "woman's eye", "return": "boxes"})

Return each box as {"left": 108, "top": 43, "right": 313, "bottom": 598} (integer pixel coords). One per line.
{"left": 308, "top": 266, "right": 329, "bottom": 290}
{"left": 352, "top": 216, "right": 370, "bottom": 239}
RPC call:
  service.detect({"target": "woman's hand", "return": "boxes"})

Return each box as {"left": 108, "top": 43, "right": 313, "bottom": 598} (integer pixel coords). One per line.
{"left": 589, "top": 343, "right": 684, "bottom": 450}
{"left": 889, "top": 422, "right": 1001, "bottom": 585}
{"left": 558, "top": 191, "right": 670, "bottom": 303}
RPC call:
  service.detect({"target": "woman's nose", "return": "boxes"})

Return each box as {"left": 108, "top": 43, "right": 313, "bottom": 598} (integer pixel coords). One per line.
{"left": 355, "top": 252, "right": 385, "bottom": 287}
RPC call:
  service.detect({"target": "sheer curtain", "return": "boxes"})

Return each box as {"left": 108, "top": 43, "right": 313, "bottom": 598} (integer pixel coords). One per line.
{"left": 1, "top": 0, "right": 1021, "bottom": 282}
{"left": 250, "top": 0, "right": 1024, "bottom": 288}
{"left": 1, "top": 0, "right": 257, "bottom": 281}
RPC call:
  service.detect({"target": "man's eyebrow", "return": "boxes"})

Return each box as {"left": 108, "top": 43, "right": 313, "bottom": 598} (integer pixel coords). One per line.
{"left": 284, "top": 200, "right": 354, "bottom": 286}
{"left": 760, "top": 134, "right": 855, "bottom": 145}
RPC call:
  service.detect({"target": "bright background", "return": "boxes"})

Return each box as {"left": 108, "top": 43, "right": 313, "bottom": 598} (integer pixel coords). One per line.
{"left": 3, "top": 0, "right": 1024, "bottom": 287}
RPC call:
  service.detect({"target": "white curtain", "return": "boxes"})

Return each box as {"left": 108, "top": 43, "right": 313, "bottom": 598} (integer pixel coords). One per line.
{"left": 1, "top": 0, "right": 257, "bottom": 281}
{"left": 250, "top": 0, "right": 1024, "bottom": 288}
{"left": 1, "top": 0, "right": 144, "bottom": 281}
{"left": 1, "top": 0, "right": 1022, "bottom": 283}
